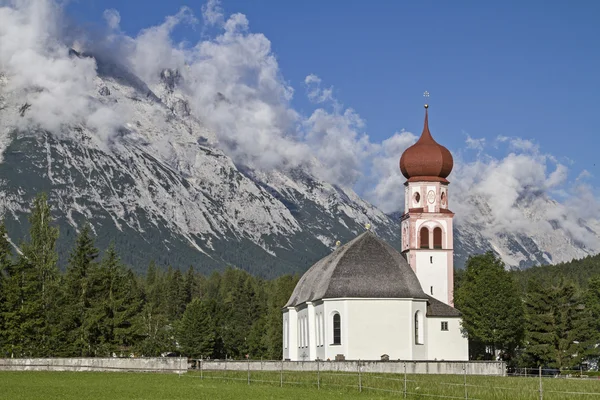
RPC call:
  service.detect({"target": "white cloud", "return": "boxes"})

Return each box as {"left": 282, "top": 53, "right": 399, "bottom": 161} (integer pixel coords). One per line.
{"left": 0, "top": 0, "right": 122, "bottom": 143}
{"left": 1, "top": 0, "right": 598, "bottom": 257}
{"left": 202, "top": 0, "right": 224, "bottom": 27}
{"left": 465, "top": 134, "right": 485, "bottom": 151}
{"left": 366, "top": 131, "right": 417, "bottom": 213}
{"left": 103, "top": 9, "right": 120, "bottom": 31}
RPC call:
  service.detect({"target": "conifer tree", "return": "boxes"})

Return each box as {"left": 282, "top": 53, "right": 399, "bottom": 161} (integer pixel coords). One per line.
{"left": 0, "top": 222, "right": 14, "bottom": 356}
{"left": 137, "top": 261, "right": 173, "bottom": 356}
{"left": 521, "top": 279, "right": 557, "bottom": 367}
{"left": 176, "top": 298, "right": 216, "bottom": 358}
{"left": 3, "top": 194, "right": 60, "bottom": 356}
{"left": 86, "top": 244, "right": 141, "bottom": 356}
{"left": 454, "top": 252, "right": 525, "bottom": 360}
{"left": 62, "top": 224, "right": 99, "bottom": 356}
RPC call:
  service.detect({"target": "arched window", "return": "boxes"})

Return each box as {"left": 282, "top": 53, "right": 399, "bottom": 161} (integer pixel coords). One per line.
{"left": 420, "top": 227, "right": 430, "bottom": 249}
{"left": 333, "top": 313, "right": 341, "bottom": 345}
{"left": 433, "top": 227, "right": 443, "bottom": 249}
{"left": 414, "top": 311, "right": 423, "bottom": 345}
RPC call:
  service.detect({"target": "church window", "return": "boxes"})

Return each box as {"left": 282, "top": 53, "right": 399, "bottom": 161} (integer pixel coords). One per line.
{"left": 300, "top": 317, "right": 303, "bottom": 348}
{"left": 284, "top": 318, "right": 288, "bottom": 349}
{"left": 441, "top": 321, "right": 449, "bottom": 331}
{"left": 414, "top": 192, "right": 421, "bottom": 204}
{"left": 430, "top": 256, "right": 433, "bottom": 264}
{"left": 321, "top": 313, "right": 325, "bottom": 346}
{"left": 304, "top": 317, "right": 308, "bottom": 348}
{"left": 317, "top": 314, "right": 321, "bottom": 347}
{"left": 433, "top": 227, "right": 443, "bottom": 249}
{"left": 420, "top": 227, "right": 430, "bottom": 249}
{"left": 414, "top": 311, "right": 423, "bottom": 345}
{"left": 333, "top": 313, "right": 341, "bottom": 345}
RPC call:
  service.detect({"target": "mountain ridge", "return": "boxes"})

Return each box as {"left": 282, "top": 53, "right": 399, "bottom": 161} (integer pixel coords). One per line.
{"left": 0, "top": 53, "right": 598, "bottom": 277}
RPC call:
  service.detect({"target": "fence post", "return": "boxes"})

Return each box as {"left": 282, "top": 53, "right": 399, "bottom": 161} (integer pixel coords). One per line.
{"left": 317, "top": 360, "right": 320, "bottom": 390}
{"left": 280, "top": 360, "right": 283, "bottom": 387}
{"left": 539, "top": 366, "right": 543, "bottom": 400}
{"left": 358, "top": 360, "right": 362, "bottom": 393}
{"left": 247, "top": 357, "right": 250, "bottom": 385}
{"left": 403, "top": 362, "right": 407, "bottom": 398}
{"left": 200, "top": 359, "right": 203, "bottom": 380}
{"left": 179, "top": 356, "right": 182, "bottom": 378}
{"left": 463, "top": 364, "right": 468, "bottom": 400}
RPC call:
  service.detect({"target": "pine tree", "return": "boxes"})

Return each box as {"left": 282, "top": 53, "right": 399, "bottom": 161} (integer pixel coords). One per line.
{"left": 521, "top": 279, "right": 558, "bottom": 367}
{"left": 176, "top": 298, "right": 216, "bottom": 358}
{"left": 0, "top": 222, "right": 14, "bottom": 356}
{"left": 165, "top": 267, "right": 186, "bottom": 321}
{"left": 454, "top": 252, "right": 525, "bottom": 360}
{"left": 137, "top": 261, "right": 173, "bottom": 356}
{"left": 86, "top": 244, "right": 141, "bottom": 356}
{"left": 61, "top": 224, "right": 99, "bottom": 356}
{"left": 3, "top": 194, "right": 60, "bottom": 356}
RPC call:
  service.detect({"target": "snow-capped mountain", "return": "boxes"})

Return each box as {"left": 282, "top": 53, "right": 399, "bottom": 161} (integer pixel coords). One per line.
{"left": 0, "top": 52, "right": 597, "bottom": 276}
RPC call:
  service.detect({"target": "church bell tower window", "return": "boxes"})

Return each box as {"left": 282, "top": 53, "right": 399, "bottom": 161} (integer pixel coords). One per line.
{"left": 433, "top": 227, "right": 442, "bottom": 249}
{"left": 419, "top": 227, "right": 430, "bottom": 249}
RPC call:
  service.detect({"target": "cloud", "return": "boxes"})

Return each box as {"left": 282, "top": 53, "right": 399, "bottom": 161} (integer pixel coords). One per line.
{"left": 103, "top": 9, "right": 120, "bottom": 31}
{"left": 365, "top": 131, "right": 417, "bottom": 213}
{"left": 305, "top": 74, "right": 334, "bottom": 104}
{"left": 1, "top": 0, "right": 598, "bottom": 258}
{"left": 465, "top": 134, "right": 485, "bottom": 151}
{"left": 0, "top": 0, "right": 122, "bottom": 145}
{"left": 202, "top": 0, "right": 224, "bottom": 27}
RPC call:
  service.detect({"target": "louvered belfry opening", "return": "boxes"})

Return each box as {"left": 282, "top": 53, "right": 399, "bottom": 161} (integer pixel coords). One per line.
{"left": 420, "top": 227, "right": 429, "bottom": 249}
{"left": 433, "top": 227, "right": 442, "bottom": 249}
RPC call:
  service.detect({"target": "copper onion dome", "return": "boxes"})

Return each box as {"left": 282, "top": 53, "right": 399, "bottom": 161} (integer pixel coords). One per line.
{"left": 399, "top": 105, "right": 453, "bottom": 182}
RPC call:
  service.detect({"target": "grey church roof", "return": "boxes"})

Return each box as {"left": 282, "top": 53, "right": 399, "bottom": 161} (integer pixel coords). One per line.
{"left": 284, "top": 231, "right": 428, "bottom": 307}
{"left": 426, "top": 295, "right": 462, "bottom": 317}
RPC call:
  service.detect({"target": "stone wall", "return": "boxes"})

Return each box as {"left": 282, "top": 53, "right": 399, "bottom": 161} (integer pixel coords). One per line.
{"left": 198, "top": 360, "right": 506, "bottom": 376}
{"left": 0, "top": 357, "right": 185, "bottom": 373}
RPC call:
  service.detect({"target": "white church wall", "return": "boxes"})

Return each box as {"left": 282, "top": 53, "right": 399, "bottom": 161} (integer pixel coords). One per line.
{"left": 285, "top": 308, "right": 299, "bottom": 361}
{"left": 282, "top": 311, "right": 289, "bottom": 360}
{"left": 295, "top": 306, "right": 311, "bottom": 361}
{"left": 323, "top": 300, "right": 349, "bottom": 361}
{"left": 314, "top": 302, "right": 326, "bottom": 361}
{"left": 321, "top": 299, "right": 430, "bottom": 361}
{"left": 415, "top": 251, "right": 451, "bottom": 305}
{"left": 411, "top": 300, "right": 429, "bottom": 360}
{"left": 426, "top": 317, "right": 468, "bottom": 361}
{"left": 307, "top": 302, "right": 317, "bottom": 360}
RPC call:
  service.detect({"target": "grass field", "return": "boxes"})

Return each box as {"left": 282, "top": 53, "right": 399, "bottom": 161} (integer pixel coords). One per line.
{"left": 2, "top": 370, "right": 600, "bottom": 400}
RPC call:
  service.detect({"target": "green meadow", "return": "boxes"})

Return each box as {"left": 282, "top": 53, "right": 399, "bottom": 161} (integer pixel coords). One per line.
{"left": 1, "top": 370, "right": 600, "bottom": 400}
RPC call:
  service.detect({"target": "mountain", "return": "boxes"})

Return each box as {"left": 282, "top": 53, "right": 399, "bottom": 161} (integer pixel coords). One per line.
{"left": 0, "top": 53, "right": 598, "bottom": 277}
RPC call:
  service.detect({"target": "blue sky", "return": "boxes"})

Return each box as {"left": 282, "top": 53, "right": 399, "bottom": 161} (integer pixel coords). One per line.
{"left": 66, "top": 0, "right": 599, "bottom": 188}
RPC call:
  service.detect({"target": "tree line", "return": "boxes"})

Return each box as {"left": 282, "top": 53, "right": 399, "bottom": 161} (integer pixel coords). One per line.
{"left": 2, "top": 194, "right": 599, "bottom": 366}
{"left": 455, "top": 252, "right": 600, "bottom": 369}
{"left": 0, "top": 193, "right": 298, "bottom": 359}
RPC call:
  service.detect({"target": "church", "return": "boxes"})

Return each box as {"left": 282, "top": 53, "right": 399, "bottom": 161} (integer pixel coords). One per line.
{"left": 282, "top": 103, "right": 469, "bottom": 361}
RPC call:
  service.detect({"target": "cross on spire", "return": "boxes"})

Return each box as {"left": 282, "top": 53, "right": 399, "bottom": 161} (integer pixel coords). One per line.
{"left": 423, "top": 91, "right": 430, "bottom": 109}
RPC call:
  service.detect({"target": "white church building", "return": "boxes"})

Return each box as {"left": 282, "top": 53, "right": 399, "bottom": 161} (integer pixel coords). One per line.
{"left": 282, "top": 104, "right": 468, "bottom": 361}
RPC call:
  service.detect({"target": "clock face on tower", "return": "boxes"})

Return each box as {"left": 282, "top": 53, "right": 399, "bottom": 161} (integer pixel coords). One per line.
{"left": 427, "top": 190, "right": 435, "bottom": 204}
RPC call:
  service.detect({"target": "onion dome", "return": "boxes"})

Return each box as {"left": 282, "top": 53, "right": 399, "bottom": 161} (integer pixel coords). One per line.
{"left": 399, "top": 105, "right": 453, "bottom": 182}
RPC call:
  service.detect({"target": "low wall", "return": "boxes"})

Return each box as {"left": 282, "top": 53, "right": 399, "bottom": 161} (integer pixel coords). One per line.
{"left": 199, "top": 360, "right": 506, "bottom": 376}
{"left": 0, "top": 358, "right": 185, "bottom": 373}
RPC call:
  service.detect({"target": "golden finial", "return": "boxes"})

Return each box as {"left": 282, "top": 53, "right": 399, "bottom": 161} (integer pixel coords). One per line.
{"left": 423, "top": 91, "right": 430, "bottom": 108}
{"left": 365, "top": 223, "right": 371, "bottom": 231}
{"left": 335, "top": 240, "right": 341, "bottom": 247}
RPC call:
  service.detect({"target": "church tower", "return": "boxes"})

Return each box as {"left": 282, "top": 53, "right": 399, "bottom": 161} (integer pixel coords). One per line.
{"left": 399, "top": 101, "right": 455, "bottom": 306}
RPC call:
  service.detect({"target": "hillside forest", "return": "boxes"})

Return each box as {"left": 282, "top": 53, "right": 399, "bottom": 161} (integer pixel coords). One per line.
{"left": 1, "top": 193, "right": 600, "bottom": 368}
